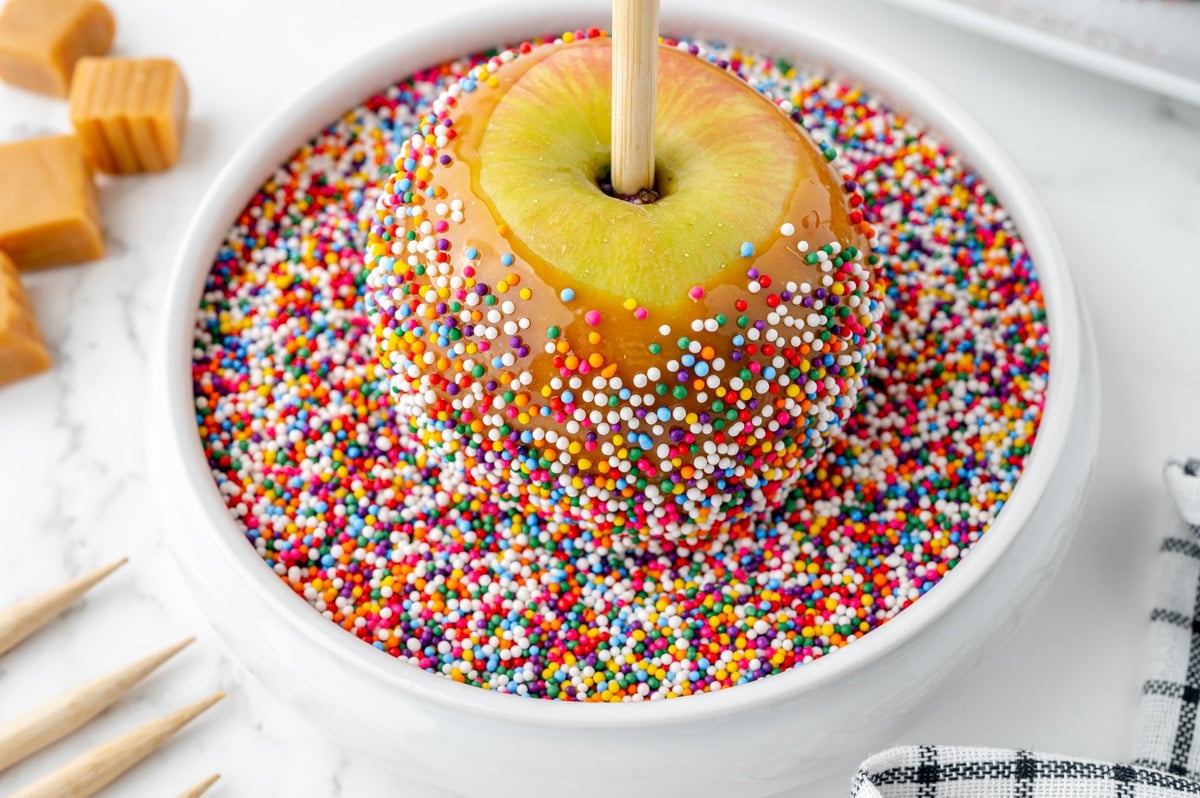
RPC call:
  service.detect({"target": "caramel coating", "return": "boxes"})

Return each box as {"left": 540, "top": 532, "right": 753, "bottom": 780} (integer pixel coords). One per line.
{"left": 443, "top": 40, "right": 865, "bottom": 417}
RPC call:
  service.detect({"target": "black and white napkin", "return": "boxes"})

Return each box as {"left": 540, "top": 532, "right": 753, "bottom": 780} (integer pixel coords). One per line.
{"left": 852, "top": 459, "right": 1200, "bottom": 798}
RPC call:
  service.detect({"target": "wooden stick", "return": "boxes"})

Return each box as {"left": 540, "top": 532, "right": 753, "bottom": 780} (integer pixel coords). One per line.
{"left": 178, "top": 773, "right": 220, "bottom": 798}
{"left": 0, "top": 559, "right": 127, "bottom": 657}
{"left": 0, "top": 637, "right": 194, "bottom": 773}
{"left": 611, "top": 0, "right": 660, "bottom": 197}
{"left": 9, "top": 691, "right": 225, "bottom": 798}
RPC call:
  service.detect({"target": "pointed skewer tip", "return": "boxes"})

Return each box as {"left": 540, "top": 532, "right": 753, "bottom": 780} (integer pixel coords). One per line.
{"left": 178, "top": 772, "right": 221, "bottom": 798}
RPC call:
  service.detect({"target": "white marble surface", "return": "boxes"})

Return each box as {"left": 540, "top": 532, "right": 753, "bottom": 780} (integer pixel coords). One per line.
{"left": 0, "top": 1, "right": 1197, "bottom": 795}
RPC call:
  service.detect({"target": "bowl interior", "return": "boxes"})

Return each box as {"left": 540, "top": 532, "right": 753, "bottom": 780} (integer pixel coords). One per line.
{"left": 158, "top": 0, "right": 1082, "bottom": 727}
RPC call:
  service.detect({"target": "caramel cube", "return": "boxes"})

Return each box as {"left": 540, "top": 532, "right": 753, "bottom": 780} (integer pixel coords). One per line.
{"left": 0, "top": 252, "right": 52, "bottom": 387}
{"left": 70, "top": 57, "right": 188, "bottom": 174}
{"left": 0, "top": 0, "right": 115, "bottom": 97}
{"left": 0, "top": 135, "right": 104, "bottom": 270}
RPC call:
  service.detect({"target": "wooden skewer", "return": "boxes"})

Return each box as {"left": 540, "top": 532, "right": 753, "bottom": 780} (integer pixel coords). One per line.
{"left": 611, "top": 0, "right": 660, "bottom": 197}
{"left": 0, "top": 637, "right": 194, "bottom": 773}
{"left": 9, "top": 691, "right": 225, "bottom": 798}
{"left": 178, "top": 772, "right": 220, "bottom": 798}
{"left": 0, "top": 558, "right": 128, "bottom": 657}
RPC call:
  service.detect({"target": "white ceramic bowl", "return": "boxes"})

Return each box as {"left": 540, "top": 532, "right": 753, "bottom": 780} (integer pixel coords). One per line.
{"left": 149, "top": 2, "right": 1100, "bottom": 795}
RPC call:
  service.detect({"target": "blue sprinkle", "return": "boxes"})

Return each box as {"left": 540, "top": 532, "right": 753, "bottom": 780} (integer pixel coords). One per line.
{"left": 740, "top": 241, "right": 755, "bottom": 257}
{"left": 560, "top": 288, "right": 575, "bottom": 302}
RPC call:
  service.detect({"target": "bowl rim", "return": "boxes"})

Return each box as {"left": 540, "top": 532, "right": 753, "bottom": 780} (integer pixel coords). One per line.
{"left": 157, "top": 0, "right": 1082, "bottom": 729}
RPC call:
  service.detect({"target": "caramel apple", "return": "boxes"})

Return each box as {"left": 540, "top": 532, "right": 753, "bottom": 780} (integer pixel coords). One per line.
{"left": 366, "top": 34, "right": 881, "bottom": 541}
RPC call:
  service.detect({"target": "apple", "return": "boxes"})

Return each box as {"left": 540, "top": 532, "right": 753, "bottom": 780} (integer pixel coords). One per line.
{"left": 367, "top": 34, "right": 881, "bottom": 541}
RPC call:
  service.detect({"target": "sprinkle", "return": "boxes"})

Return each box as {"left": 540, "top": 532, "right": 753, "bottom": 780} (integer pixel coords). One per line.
{"left": 584, "top": 310, "right": 602, "bottom": 326}
{"left": 193, "top": 33, "right": 1050, "bottom": 704}
{"left": 688, "top": 285, "right": 705, "bottom": 301}
{"left": 560, "top": 288, "right": 575, "bottom": 302}
{"left": 740, "top": 241, "right": 755, "bottom": 257}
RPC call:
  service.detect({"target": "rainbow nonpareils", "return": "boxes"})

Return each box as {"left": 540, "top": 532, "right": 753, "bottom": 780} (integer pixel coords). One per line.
{"left": 193, "top": 33, "right": 1049, "bottom": 701}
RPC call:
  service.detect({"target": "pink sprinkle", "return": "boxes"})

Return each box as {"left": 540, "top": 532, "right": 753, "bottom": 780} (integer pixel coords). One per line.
{"left": 585, "top": 310, "right": 602, "bottom": 326}
{"left": 688, "top": 286, "right": 705, "bottom": 301}
{"left": 634, "top": 307, "right": 648, "bottom": 320}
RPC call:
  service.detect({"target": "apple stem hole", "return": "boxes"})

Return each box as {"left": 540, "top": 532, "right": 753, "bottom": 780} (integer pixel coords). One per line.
{"left": 598, "top": 163, "right": 662, "bottom": 204}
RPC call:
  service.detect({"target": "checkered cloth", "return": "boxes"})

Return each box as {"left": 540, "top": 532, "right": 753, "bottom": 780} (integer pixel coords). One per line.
{"left": 852, "top": 458, "right": 1200, "bottom": 798}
